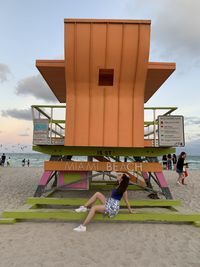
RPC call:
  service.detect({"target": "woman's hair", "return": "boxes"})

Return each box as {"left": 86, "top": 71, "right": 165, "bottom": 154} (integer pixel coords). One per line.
{"left": 115, "top": 174, "right": 129, "bottom": 195}
{"left": 179, "top": 151, "right": 186, "bottom": 159}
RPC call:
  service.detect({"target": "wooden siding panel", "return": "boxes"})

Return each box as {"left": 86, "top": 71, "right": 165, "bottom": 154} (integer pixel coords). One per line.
{"left": 118, "top": 25, "right": 139, "bottom": 147}
{"left": 74, "top": 24, "right": 90, "bottom": 146}
{"left": 103, "top": 24, "right": 123, "bottom": 146}
{"left": 64, "top": 23, "right": 75, "bottom": 146}
{"left": 89, "top": 24, "right": 106, "bottom": 146}
{"left": 132, "top": 25, "right": 150, "bottom": 147}
{"left": 64, "top": 21, "right": 150, "bottom": 147}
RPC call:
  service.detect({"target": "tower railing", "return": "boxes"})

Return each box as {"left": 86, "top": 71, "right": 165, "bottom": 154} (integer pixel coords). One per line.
{"left": 32, "top": 105, "right": 177, "bottom": 147}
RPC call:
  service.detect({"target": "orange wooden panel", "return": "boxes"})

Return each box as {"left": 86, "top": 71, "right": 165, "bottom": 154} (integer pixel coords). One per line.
{"left": 35, "top": 19, "right": 175, "bottom": 149}
{"left": 35, "top": 61, "right": 175, "bottom": 104}
{"left": 64, "top": 20, "right": 150, "bottom": 148}
{"left": 144, "top": 62, "right": 176, "bottom": 103}
{"left": 89, "top": 24, "right": 107, "bottom": 146}
{"left": 65, "top": 23, "right": 76, "bottom": 146}
{"left": 73, "top": 23, "right": 90, "bottom": 146}
{"left": 44, "top": 161, "right": 162, "bottom": 172}
{"left": 118, "top": 24, "right": 139, "bottom": 147}
{"left": 103, "top": 23, "right": 123, "bottom": 146}
{"left": 132, "top": 24, "right": 150, "bottom": 146}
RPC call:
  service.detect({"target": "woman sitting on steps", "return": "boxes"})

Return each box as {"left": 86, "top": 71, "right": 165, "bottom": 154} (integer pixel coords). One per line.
{"left": 73, "top": 173, "right": 134, "bottom": 232}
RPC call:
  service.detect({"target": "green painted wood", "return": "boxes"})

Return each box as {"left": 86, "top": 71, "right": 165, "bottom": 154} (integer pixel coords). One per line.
{"left": 193, "top": 221, "right": 200, "bottom": 227}
{"left": 3, "top": 209, "right": 200, "bottom": 223}
{"left": 90, "top": 184, "right": 142, "bottom": 191}
{"left": 0, "top": 218, "right": 16, "bottom": 224}
{"left": 32, "top": 145, "right": 175, "bottom": 156}
{"left": 50, "top": 120, "right": 65, "bottom": 124}
{"left": 32, "top": 105, "right": 66, "bottom": 108}
{"left": 26, "top": 197, "right": 182, "bottom": 207}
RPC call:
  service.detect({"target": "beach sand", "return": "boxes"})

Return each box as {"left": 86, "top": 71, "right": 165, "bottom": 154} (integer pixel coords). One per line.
{"left": 0, "top": 167, "right": 200, "bottom": 267}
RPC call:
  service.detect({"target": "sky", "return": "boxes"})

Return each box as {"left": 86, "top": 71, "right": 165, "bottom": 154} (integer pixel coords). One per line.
{"left": 0, "top": 0, "right": 200, "bottom": 155}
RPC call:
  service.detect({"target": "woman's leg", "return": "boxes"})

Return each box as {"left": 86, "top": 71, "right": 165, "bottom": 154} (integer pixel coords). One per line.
{"left": 83, "top": 205, "right": 105, "bottom": 226}
{"left": 84, "top": 192, "right": 106, "bottom": 207}
{"left": 177, "top": 173, "right": 184, "bottom": 183}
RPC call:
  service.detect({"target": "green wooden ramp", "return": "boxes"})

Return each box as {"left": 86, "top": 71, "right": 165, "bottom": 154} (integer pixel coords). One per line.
{"left": 3, "top": 209, "right": 200, "bottom": 224}
{"left": 26, "top": 197, "right": 182, "bottom": 207}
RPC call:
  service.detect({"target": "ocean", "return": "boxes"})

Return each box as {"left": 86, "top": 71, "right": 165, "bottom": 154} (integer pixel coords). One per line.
{"left": 1, "top": 153, "right": 200, "bottom": 170}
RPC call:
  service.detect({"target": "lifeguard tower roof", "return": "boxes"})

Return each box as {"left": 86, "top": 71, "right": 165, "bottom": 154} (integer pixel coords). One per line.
{"left": 36, "top": 19, "right": 175, "bottom": 148}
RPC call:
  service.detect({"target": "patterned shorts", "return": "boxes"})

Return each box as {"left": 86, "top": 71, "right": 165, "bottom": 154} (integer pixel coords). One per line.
{"left": 104, "top": 197, "right": 120, "bottom": 218}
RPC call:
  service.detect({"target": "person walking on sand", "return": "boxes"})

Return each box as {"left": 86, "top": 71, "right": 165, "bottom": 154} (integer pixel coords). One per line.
{"left": 1, "top": 153, "right": 6, "bottom": 166}
{"left": 27, "top": 159, "right": 30, "bottom": 167}
{"left": 162, "top": 155, "right": 167, "bottom": 170}
{"left": 176, "top": 152, "right": 186, "bottom": 186}
{"left": 22, "top": 158, "right": 25, "bottom": 167}
{"left": 167, "top": 154, "right": 172, "bottom": 170}
{"left": 7, "top": 157, "right": 11, "bottom": 167}
{"left": 172, "top": 154, "right": 177, "bottom": 170}
{"left": 73, "top": 173, "right": 134, "bottom": 232}
{"left": 182, "top": 160, "right": 189, "bottom": 185}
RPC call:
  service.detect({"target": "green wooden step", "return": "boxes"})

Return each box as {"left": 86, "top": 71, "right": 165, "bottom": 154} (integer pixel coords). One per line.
{"left": 0, "top": 218, "right": 16, "bottom": 224}
{"left": 193, "top": 221, "right": 200, "bottom": 227}
{"left": 26, "top": 197, "right": 182, "bottom": 207}
{"left": 90, "top": 184, "right": 143, "bottom": 190}
{"left": 3, "top": 209, "right": 200, "bottom": 223}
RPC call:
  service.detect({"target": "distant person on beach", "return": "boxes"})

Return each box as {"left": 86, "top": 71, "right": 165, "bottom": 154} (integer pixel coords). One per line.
{"left": 22, "top": 158, "right": 25, "bottom": 167}
{"left": 73, "top": 173, "right": 133, "bottom": 232}
{"left": 7, "top": 157, "right": 11, "bottom": 167}
{"left": 182, "top": 160, "right": 189, "bottom": 185}
{"left": 162, "top": 155, "right": 167, "bottom": 170}
{"left": 167, "top": 154, "right": 172, "bottom": 170}
{"left": 27, "top": 159, "right": 30, "bottom": 167}
{"left": 0, "top": 153, "right": 6, "bottom": 166}
{"left": 172, "top": 154, "right": 177, "bottom": 170}
{"left": 176, "top": 152, "right": 187, "bottom": 185}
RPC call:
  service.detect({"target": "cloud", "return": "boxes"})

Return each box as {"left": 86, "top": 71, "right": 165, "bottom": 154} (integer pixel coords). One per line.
{"left": 0, "top": 63, "right": 11, "bottom": 82}
{"left": 1, "top": 108, "right": 32, "bottom": 121}
{"left": 152, "top": 1, "right": 200, "bottom": 61}
{"left": 18, "top": 128, "right": 31, "bottom": 136}
{"left": 184, "top": 116, "right": 200, "bottom": 126}
{"left": 125, "top": 0, "right": 200, "bottom": 65}
{"left": 16, "top": 74, "right": 57, "bottom": 102}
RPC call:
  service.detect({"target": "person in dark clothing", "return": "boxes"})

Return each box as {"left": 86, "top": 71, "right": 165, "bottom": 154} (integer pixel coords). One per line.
{"left": 1, "top": 153, "right": 6, "bottom": 166}
{"left": 176, "top": 152, "right": 186, "bottom": 185}
{"left": 22, "top": 158, "right": 25, "bottom": 167}
{"left": 167, "top": 154, "right": 172, "bottom": 170}
{"left": 73, "top": 173, "right": 133, "bottom": 232}
{"left": 162, "top": 155, "right": 167, "bottom": 170}
{"left": 172, "top": 154, "right": 177, "bottom": 170}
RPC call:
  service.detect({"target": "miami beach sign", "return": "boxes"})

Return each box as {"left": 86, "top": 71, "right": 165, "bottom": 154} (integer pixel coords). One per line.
{"left": 44, "top": 161, "right": 162, "bottom": 172}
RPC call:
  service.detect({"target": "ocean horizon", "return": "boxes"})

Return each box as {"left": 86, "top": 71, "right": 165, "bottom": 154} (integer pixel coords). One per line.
{"left": 1, "top": 152, "right": 200, "bottom": 170}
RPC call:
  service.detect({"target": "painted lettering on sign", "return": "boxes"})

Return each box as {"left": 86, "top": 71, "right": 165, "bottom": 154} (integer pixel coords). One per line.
{"left": 44, "top": 161, "right": 162, "bottom": 172}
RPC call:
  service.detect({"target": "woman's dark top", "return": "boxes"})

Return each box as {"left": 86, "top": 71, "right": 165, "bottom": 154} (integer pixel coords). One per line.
{"left": 176, "top": 158, "right": 184, "bottom": 171}
{"left": 111, "top": 188, "right": 123, "bottom": 201}
{"left": 172, "top": 157, "right": 177, "bottom": 164}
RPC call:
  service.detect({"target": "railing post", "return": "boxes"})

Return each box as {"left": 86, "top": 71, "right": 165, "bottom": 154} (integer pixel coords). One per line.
{"left": 50, "top": 107, "right": 53, "bottom": 144}
{"left": 153, "top": 109, "right": 156, "bottom": 147}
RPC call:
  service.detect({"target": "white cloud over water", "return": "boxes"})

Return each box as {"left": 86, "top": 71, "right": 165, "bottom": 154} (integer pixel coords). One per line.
{"left": 1, "top": 108, "right": 32, "bottom": 121}
{"left": 16, "top": 74, "right": 57, "bottom": 102}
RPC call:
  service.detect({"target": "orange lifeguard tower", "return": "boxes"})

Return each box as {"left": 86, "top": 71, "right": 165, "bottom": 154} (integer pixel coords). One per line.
{"left": 32, "top": 19, "right": 184, "bottom": 198}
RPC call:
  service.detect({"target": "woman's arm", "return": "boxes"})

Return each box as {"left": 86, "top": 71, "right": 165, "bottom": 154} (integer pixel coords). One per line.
{"left": 123, "top": 190, "right": 133, "bottom": 213}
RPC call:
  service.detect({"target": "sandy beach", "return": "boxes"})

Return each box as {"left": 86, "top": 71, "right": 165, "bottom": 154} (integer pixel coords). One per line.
{"left": 0, "top": 167, "right": 200, "bottom": 267}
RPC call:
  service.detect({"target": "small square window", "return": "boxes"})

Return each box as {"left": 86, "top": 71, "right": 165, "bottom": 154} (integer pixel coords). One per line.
{"left": 98, "top": 69, "right": 114, "bottom": 86}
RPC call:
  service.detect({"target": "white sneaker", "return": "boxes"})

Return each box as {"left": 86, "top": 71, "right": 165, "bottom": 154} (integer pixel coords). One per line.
{"left": 73, "top": 224, "right": 86, "bottom": 232}
{"left": 75, "top": 206, "right": 87, "bottom": 213}
{"left": 176, "top": 181, "right": 182, "bottom": 186}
